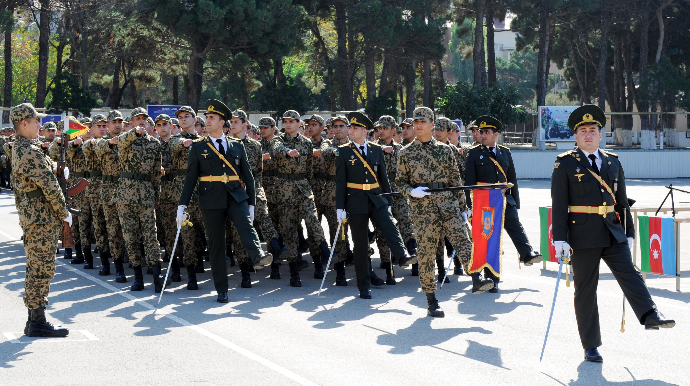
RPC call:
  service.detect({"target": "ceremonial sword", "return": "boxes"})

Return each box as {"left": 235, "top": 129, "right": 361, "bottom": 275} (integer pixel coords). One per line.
{"left": 318, "top": 219, "right": 343, "bottom": 296}
{"left": 378, "top": 183, "right": 514, "bottom": 197}
{"left": 439, "top": 250, "right": 456, "bottom": 289}
{"left": 158, "top": 218, "right": 192, "bottom": 305}
{"left": 539, "top": 249, "right": 571, "bottom": 362}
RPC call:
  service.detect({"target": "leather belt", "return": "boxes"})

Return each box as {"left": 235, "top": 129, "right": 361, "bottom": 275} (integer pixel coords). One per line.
{"left": 120, "top": 172, "right": 151, "bottom": 181}
{"left": 569, "top": 205, "right": 615, "bottom": 217}
{"left": 25, "top": 189, "right": 44, "bottom": 198}
{"left": 277, "top": 172, "right": 306, "bottom": 180}
{"left": 101, "top": 174, "right": 119, "bottom": 183}
{"left": 161, "top": 174, "right": 175, "bottom": 182}
{"left": 200, "top": 175, "right": 240, "bottom": 183}
{"left": 313, "top": 173, "right": 327, "bottom": 180}
{"left": 89, "top": 169, "right": 102, "bottom": 177}
{"left": 73, "top": 171, "right": 89, "bottom": 178}
{"left": 176, "top": 169, "right": 187, "bottom": 176}
{"left": 346, "top": 182, "right": 379, "bottom": 191}
{"left": 415, "top": 182, "right": 449, "bottom": 189}
{"left": 263, "top": 170, "right": 277, "bottom": 177}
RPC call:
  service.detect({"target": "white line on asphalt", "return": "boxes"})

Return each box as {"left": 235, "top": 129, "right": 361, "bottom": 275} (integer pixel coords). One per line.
{"left": 78, "top": 330, "right": 98, "bottom": 341}
{"left": 3, "top": 330, "right": 98, "bottom": 343}
{"left": 3, "top": 332, "right": 19, "bottom": 343}
{"left": 0, "top": 228, "right": 19, "bottom": 241}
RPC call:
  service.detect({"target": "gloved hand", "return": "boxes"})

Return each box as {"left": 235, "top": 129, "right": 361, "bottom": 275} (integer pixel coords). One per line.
{"left": 554, "top": 241, "right": 570, "bottom": 257}
{"left": 627, "top": 237, "right": 634, "bottom": 249}
{"left": 176, "top": 205, "right": 187, "bottom": 226}
{"left": 410, "top": 186, "right": 430, "bottom": 198}
{"left": 64, "top": 213, "right": 72, "bottom": 227}
{"left": 465, "top": 208, "right": 472, "bottom": 219}
{"left": 64, "top": 167, "right": 69, "bottom": 180}
{"left": 337, "top": 209, "right": 347, "bottom": 223}
{"left": 461, "top": 212, "right": 468, "bottom": 222}
{"left": 248, "top": 205, "right": 255, "bottom": 223}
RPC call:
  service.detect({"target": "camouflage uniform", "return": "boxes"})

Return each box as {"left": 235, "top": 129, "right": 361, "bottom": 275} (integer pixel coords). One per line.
{"left": 154, "top": 115, "right": 178, "bottom": 260}
{"left": 83, "top": 135, "right": 111, "bottom": 259}
{"left": 319, "top": 137, "right": 349, "bottom": 262}
{"left": 396, "top": 108, "right": 472, "bottom": 294}
{"left": 259, "top": 119, "right": 280, "bottom": 233}
{"left": 66, "top": 138, "right": 92, "bottom": 251}
{"left": 48, "top": 126, "right": 81, "bottom": 251}
{"left": 307, "top": 115, "right": 328, "bottom": 224}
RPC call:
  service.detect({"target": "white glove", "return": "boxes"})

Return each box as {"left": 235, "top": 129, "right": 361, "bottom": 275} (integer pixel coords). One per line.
{"left": 176, "top": 205, "right": 187, "bottom": 226}
{"left": 554, "top": 241, "right": 570, "bottom": 257}
{"left": 337, "top": 209, "right": 347, "bottom": 223}
{"left": 248, "top": 205, "right": 255, "bottom": 223}
{"left": 461, "top": 212, "right": 468, "bottom": 222}
{"left": 64, "top": 213, "right": 72, "bottom": 227}
{"left": 627, "top": 237, "right": 634, "bottom": 249}
{"left": 64, "top": 167, "right": 69, "bottom": 180}
{"left": 410, "top": 186, "right": 430, "bottom": 198}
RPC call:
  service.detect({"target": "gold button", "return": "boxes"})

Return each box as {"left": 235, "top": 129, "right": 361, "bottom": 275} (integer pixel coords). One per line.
{"left": 573, "top": 221, "right": 575, "bottom": 223}
{"left": 601, "top": 189, "right": 604, "bottom": 192}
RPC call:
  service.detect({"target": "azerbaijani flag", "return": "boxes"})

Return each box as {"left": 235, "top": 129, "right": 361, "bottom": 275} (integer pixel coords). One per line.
{"left": 62, "top": 116, "right": 90, "bottom": 139}
{"left": 638, "top": 216, "right": 676, "bottom": 275}
{"left": 469, "top": 188, "right": 506, "bottom": 276}
{"left": 539, "top": 207, "right": 558, "bottom": 262}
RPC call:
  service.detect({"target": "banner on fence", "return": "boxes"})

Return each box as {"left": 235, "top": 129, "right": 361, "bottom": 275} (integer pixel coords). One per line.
{"left": 638, "top": 216, "right": 676, "bottom": 275}
{"left": 539, "top": 207, "right": 558, "bottom": 262}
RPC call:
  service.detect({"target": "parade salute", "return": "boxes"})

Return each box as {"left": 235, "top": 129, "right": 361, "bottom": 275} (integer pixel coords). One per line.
{"left": 11, "top": 103, "right": 70, "bottom": 337}
{"left": 552, "top": 105, "right": 674, "bottom": 362}
{"left": 178, "top": 100, "right": 272, "bottom": 303}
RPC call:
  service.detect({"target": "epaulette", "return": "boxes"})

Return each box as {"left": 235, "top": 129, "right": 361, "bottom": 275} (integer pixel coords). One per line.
{"left": 469, "top": 143, "right": 481, "bottom": 149}
{"left": 602, "top": 150, "right": 618, "bottom": 158}
{"left": 193, "top": 137, "right": 206, "bottom": 143}
{"left": 338, "top": 143, "right": 350, "bottom": 148}
{"left": 368, "top": 142, "right": 381, "bottom": 148}
{"left": 497, "top": 144, "right": 510, "bottom": 150}
{"left": 557, "top": 150, "right": 574, "bottom": 159}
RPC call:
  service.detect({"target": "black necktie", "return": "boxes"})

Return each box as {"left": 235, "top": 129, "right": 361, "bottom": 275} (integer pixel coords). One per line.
{"left": 588, "top": 154, "right": 600, "bottom": 175}
{"left": 359, "top": 145, "right": 366, "bottom": 158}
{"left": 488, "top": 146, "right": 496, "bottom": 159}
{"left": 216, "top": 138, "right": 225, "bottom": 157}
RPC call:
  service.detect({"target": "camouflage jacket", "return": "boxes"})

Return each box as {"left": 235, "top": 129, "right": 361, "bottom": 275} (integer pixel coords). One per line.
{"left": 310, "top": 137, "right": 327, "bottom": 195}
{"left": 269, "top": 132, "right": 315, "bottom": 205}
{"left": 236, "top": 136, "right": 263, "bottom": 189}
{"left": 375, "top": 138, "right": 403, "bottom": 190}
{"left": 319, "top": 137, "right": 347, "bottom": 207}
{"left": 170, "top": 130, "right": 200, "bottom": 205}
{"left": 11, "top": 135, "right": 68, "bottom": 228}
{"left": 259, "top": 137, "right": 277, "bottom": 204}
{"left": 65, "top": 141, "right": 89, "bottom": 199}
{"left": 94, "top": 135, "right": 120, "bottom": 205}
{"left": 159, "top": 137, "right": 177, "bottom": 204}
{"left": 82, "top": 138, "right": 102, "bottom": 198}
{"left": 114, "top": 129, "right": 162, "bottom": 206}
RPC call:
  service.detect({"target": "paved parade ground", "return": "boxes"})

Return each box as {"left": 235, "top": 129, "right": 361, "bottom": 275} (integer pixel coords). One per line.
{"left": 0, "top": 179, "right": 688, "bottom": 386}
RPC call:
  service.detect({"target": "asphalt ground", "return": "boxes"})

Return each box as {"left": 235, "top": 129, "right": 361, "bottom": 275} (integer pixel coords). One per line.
{"left": 0, "top": 179, "right": 688, "bottom": 386}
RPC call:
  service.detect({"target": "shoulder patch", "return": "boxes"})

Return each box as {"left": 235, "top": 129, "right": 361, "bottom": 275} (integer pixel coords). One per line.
{"left": 557, "top": 150, "right": 574, "bottom": 159}
{"left": 335, "top": 149, "right": 339, "bottom": 157}
{"left": 603, "top": 150, "right": 618, "bottom": 158}
{"left": 553, "top": 162, "right": 560, "bottom": 169}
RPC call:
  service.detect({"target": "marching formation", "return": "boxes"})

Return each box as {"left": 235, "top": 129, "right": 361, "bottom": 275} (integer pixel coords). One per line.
{"left": 1, "top": 101, "right": 675, "bottom": 362}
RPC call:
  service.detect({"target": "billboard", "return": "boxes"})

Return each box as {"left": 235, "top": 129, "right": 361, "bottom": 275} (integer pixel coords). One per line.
{"left": 147, "top": 105, "right": 183, "bottom": 119}
{"left": 538, "top": 106, "right": 577, "bottom": 141}
{"left": 41, "top": 115, "right": 63, "bottom": 124}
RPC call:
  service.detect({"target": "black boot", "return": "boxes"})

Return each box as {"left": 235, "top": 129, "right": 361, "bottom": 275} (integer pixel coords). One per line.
{"left": 312, "top": 256, "right": 324, "bottom": 279}
{"left": 146, "top": 267, "right": 153, "bottom": 275}
{"left": 153, "top": 263, "right": 168, "bottom": 293}
{"left": 406, "top": 238, "right": 418, "bottom": 256}
{"left": 319, "top": 241, "right": 336, "bottom": 265}
{"left": 411, "top": 263, "right": 419, "bottom": 276}
{"left": 369, "top": 259, "right": 385, "bottom": 286}
{"left": 240, "top": 263, "right": 252, "bottom": 288}
{"left": 162, "top": 251, "right": 169, "bottom": 263}
{"left": 383, "top": 262, "right": 396, "bottom": 285}
{"left": 335, "top": 262, "right": 347, "bottom": 286}
{"left": 186, "top": 265, "right": 198, "bottom": 290}
{"left": 26, "top": 307, "right": 69, "bottom": 337}
{"left": 296, "top": 254, "right": 309, "bottom": 270}
{"left": 471, "top": 273, "right": 495, "bottom": 294}
{"left": 70, "top": 247, "right": 84, "bottom": 264}
{"left": 345, "top": 248, "right": 354, "bottom": 267}
{"left": 63, "top": 247, "right": 73, "bottom": 260}
{"left": 170, "top": 257, "right": 182, "bottom": 282}
{"left": 437, "top": 258, "right": 449, "bottom": 283}
{"left": 289, "top": 262, "right": 302, "bottom": 287}
{"left": 269, "top": 238, "right": 288, "bottom": 261}
{"left": 269, "top": 262, "right": 281, "bottom": 279}
{"left": 195, "top": 256, "right": 205, "bottom": 273}
{"left": 131, "top": 266, "right": 144, "bottom": 291}
{"left": 83, "top": 248, "right": 94, "bottom": 269}
{"left": 98, "top": 252, "right": 110, "bottom": 276}
{"left": 298, "top": 231, "right": 309, "bottom": 254}
{"left": 426, "top": 293, "right": 445, "bottom": 318}
{"left": 114, "top": 260, "right": 127, "bottom": 283}
{"left": 453, "top": 256, "right": 463, "bottom": 275}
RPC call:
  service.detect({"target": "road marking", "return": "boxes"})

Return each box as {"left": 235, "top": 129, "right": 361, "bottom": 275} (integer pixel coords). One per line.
{"left": 3, "top": 332, "right": 19, "bottom": 343}
{"left": 3, "top": 330, "right": 97, "bottom": 343}
{"left": 0, "top": 229, "right": 19, "bottom": 241}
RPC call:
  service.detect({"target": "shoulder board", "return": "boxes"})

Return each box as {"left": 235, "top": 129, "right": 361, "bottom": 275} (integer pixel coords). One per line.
{"left": 557, "top": 150, "right": 574, "bottom": 159}
{"left": 338, "top": 143, "right": 350, "bottom": 148}
{"left": 193, "top": 137, "right": 205, "bottom": 143}
{"left": 602, "top": 150, "right": 618, "bottom": 158}
{"left": 469, "top": 144, "right": 481, "bottom": 149}
{"left": 368, "top": 142, "right": 381, "bottom": 148}
{"left": 497, "top": 144, "right": 510, "bottom": 150}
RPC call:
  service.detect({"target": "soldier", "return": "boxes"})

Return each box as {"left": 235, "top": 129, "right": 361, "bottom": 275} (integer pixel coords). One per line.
{"left": 195, "top": 116, "right": 207, "bottom": 136}
{"left": 336, "top": 112, "right": 416, "bottom": 299}
{"left": 552, "top": 105, "right": 674, "bottom": 362}
{"left": 397, "top": 107, "right": 493, "bottom": 317}
{"left": 400, "top": 118, "right": 415, "bottom": 147}
{"left": 11, "top": 103, "right": 70, "bottom": 337}
{"left": 392, "top": 125, "right": 402, "bottom": 144}
{"left": 38, "top": 122, "right": 57, "bottom": 156}
{"left": 64, "top": 124, "right": 94, "bottom": 269}
{"left": 177, "top": 99, "right": 272, "bottom": 303}
{"left": 325, "top": 117, "right": 334, "bottom": 140}
{"left": 465, "top": 116, "right": 542, "bottom": 292}
{"left": 374, "top": 115, "right": 418, "bottom": 285}
{"left": 306, "top": 114, "right": 331, "bottom": 277}
{"left": 269, "top": 110, "right": 334, "bottom": 287}
{"left": 258, "top": 117, "right": 280, "bottom": 237}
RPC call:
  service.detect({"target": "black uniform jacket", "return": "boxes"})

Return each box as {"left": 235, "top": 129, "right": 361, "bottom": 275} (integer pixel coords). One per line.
{"left": 335, "top": 141, "right": 392, "bottom": 215}
{"left": 179, "top": 135, "right": 256, "bottom": 209}
{"left": 551, "top": 148, "right": 634, "bottom": 249}
{"left": 464, "top": 144, "right": 520, "bottom": 208}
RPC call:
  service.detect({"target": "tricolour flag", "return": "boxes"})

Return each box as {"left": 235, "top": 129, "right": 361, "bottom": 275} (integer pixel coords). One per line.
{"left": 62, "top": 116, "right": 90, "bottom": 139}
{"left": 539, "top": 207, "right": 558, "bottom": 262}
{"left": 469, "top": 188, "right": 506, "bottom": 277}
{"left": 638, "top": 216, "right": 676, "bottom": 275}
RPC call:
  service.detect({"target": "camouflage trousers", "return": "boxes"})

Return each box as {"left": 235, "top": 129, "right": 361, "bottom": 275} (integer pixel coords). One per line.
{"left": 323, "top": 206, "right": 349, "bottom": 264}
{"left": 180, "top": 202, "right": 205, "bottom": 267}
{"left": 73, "top": 194, "right": 91, "bottom": 248}
{"left": 376, "top": 195, "right": 415, "bottom": 263}
{"left": 409, "top": 194, "right": 471, "bottom": 294}
{"left": 156, "top": 199, "right": 178, "bottom": 257}
{"left": 22, "top": 221, "right": 61, "bottom": 309}
{"left": 254, "top": 188, "right": 279, "bottom": 242}
{"left": 280, "top": 198, "right": 326, "bottom": 262}
{"left": 435, "top": 229, "right": 472, "bottom": 263}
{"left": 102, "top": 204, "right": 124, "bottom": 261}
{"left": 117, "top": 203, "right": 161, "bottom": 267}
{"left": 89, "top": 197, "right": 110, "bottom": 255}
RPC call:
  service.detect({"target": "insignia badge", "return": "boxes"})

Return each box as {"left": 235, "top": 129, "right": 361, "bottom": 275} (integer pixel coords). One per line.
{"left": 335, "top": 150, "right": 339, "bottom": 156}
{"left": 576, "top": 167, "right": 580, "bottom": 173}
{"left": 480, "top": 155, "right": 483, "bottom": 159}
{"left": 481, "top": 207, "right": 495, "bottom": 240}
{"left": 553, "top": 162, "right": 559, "bottom": 169}
{"left": 202, "top": 153, "right": 208, "bottom": 158}
{"left": 574, "top": 173, "right": 584, "bottom": 182}
{"left": 349, "top": 159, "right": 356, "bottom": 165}
{"left": 235, "top": 159, "right": 239, "bottom": 165}
{"left": 584, "top": 113, "right": 593, "bottom": 121}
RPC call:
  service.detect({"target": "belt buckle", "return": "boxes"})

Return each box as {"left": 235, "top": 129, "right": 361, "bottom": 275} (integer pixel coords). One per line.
{"left": 362, "top": 183, "right": 371, "bottom": 190}
{"left": 598, "top": 205, "right": 607, "bottom": 216}
{"left": 221, "top": 174, "right": 229, "bottom": 183}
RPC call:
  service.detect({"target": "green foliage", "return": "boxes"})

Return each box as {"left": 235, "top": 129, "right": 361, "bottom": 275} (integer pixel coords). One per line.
{"left": 365, "top": 90, "right": 398, "bottom": 119}
{"left": 437, "top": 80, "right": 528, "bottom": 125}
{"left": 496, "top": 49, "right": 538, "bottom": 106}
{"left": 47, "top": 72, "right": 98, "bottom": 116}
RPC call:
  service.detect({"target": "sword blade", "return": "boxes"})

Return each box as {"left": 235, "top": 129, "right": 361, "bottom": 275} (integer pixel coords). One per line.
{"left": 540, "top": 253, "right": 565, "bottom": 361}
{"left": 158, "top": 223, "right": 183, "bottom": 305}
{"left": 318, "top": 220, "right": 343, "bottom": 296}
{"left": 439, "top": 250, "right": 456, "bottom": 289}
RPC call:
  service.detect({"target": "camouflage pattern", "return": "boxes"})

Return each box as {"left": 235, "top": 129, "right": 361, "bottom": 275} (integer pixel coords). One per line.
{"left": 42, "top": 122, "right": 57, "bottom": 130}
{"left": 310, "top": 135, "right": 327, "bottom": 224}
{"left": 157, "top": 137, "right": 178, "bottom": 258}
{"left": 80, "top": 117, "right": 92, "bottom": 125}
{"left": 413, "top": 107, "right": 434, "bottom": 122}
{"left": 306, "top": 114, "right": 324, "bottom": 125}
{"left": 95, "top": 135, "right": 125, "bottom": 261}
{"left": 319, "top": 138, "right": 349, "bottom": 262}
{"left": 282, "top": 110, "right": 301, "bottom": 121}
{"left": 258, "top": 117, "right": 276, "bottom": 127}
{"left": 175, "top": 106, "right": 196, "bottom": 118}
{"left": 170, "top": 118, "right": 178, "bottom": 126}
{"left": 259, "top": 137, "right": 280, "bottom": 230}
{"left": 66, "top": 139, "right": 93, "bottom": 248}
{"left": 332, "top": 115, "right": 349, "bottom": 126}
{"left": 155, "top": 114, "right": 171, "bottom": 123}
{"left": 396, "top": 138, "right": 472, "bottom": 294}
{"left": 195, "top": 117, "right": 205, "bottom": 127}
{"left": 435, "top": 117, "right": 453, "bottom": 131}
{"left": 92, "top": 114, "right": 107, "bottom": 124}
{"left": 130, "top": 107, "right": 149, "bottom": 119}
{"left": 10, "top": 103, "right": 47, "bottom": 123}
{"left": 232, "top": 109, "right": 248, "bottom": 121}
{"left": 324, "top": 117, "right": 333, "bottom": 127}
{"left": 107, "top": 110, "right": 124, "bottom": 122}
{"left": 114, "top": 129, "right": 162, "bottom": 267}
{"left": 378, "top": 115, "right": 397, "bottom": 128}
{"left": 11, "top": 135, "right": 67, "bottom": 309}
{"left": 83, "top": 137, "right": 110, "bottom": 255}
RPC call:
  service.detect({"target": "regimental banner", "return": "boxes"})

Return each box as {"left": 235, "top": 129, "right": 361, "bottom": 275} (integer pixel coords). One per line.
{"left": 62, "top": 116, "right": 90, "bottom": 139}
{"left": 639, "top": 216, "right": 676, "bottom": 275}
{"left": 539, "top": 207, "right": 558, "bottom": 262}
{"left": 469, "top": 188, "right": 506, "bottom": 276}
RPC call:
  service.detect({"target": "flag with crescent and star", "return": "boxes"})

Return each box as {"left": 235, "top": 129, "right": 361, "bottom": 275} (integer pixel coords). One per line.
{"left": 638, "top": 216, "right": 676, "bottom": 275}
{"left": 539, "top": 207, "right": 558, "bottom": 263}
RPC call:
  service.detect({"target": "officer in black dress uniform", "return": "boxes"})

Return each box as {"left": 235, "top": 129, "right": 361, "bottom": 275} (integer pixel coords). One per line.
{"left": 335, "top": 112, "right": 415, "bottom": 299}
{"left": 552, "top": 104, "right": 675, "bottom": 362}
{"left": 177, "top": 99, "right": 272, "bottom": 303}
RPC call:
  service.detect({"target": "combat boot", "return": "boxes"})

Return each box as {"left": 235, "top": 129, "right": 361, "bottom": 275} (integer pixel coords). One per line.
{"left": 410, "top": 263, "right": 419, "bottom": 276}
{"left": 162, "top": 251, "right": 169, "bottom": 263}
{"left": 194, "top": 256, "right": 205, "bottom": 273}
{"left": 83, "top": 247, "right": 94, "bottom": 269}
{"left": 63, "top": 247, "right": 73, "bottom": 260}
{"left": 426, "top": 293, "right": 445, "bottom": 318}
{"left": 186, "top": 265, "right": 198, "bottom": 290}
{"left": 437, "top": 258, "right": 449, "bottom": 283}
{"left": 170, "top": 257, "right": 182, "bottom": 282}
{"left": 269, "top": 262, "right": 281, "bottom": 279}
{"left": 453, "top": 256, "right": 463, "bottom": 275}
{"left": 153, "top": 263, "right": 169, "bottom": 293}
{"left": 383, "top": 262, "right": 396, "bottom": 285}
{"left": 334, "top": 262, "right": 347, "bottom": 286}
{"left": 70, "top": 247, "right": 84, "bottom": 264}
{"left": 252, "top": 252, "right": 273, "bottom": 270}
{"left": 98, "top": 252, "right": 110, "bottom": 276}
{"left": 319, "top": 241, "right": 336, "bottom": 265}
{"left": 26, "top": 307, "right": 69, "bottom": 337}
{"left": 296, "top": 254, "right": 309, "bottom": 270}
{"left": 369, "top": 258, "right": 384, "bottom": 286}
{"left": 471, "top": 273, "right": 494, "bottom": 294}
{"left": 114, "top": 260, "right": 127, "bottom": 283}
{"left": 312, "top": 256, "right": 324, "bottom": 279}
{"left": 269, "top": 238, "right": 288, "bottom": 261}
{"left": 240, "top": 263, "right": 252, "bottom": 288}
{"left": 289, "top": 262, "right": 302, "bottom": 287}
{"left": 131, "top": 266, "right": 144, "bottom": 291}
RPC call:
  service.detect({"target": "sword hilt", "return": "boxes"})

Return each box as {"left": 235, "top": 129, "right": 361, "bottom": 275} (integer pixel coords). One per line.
{"left": 341, "top": 218, "right": 347, "bottom": 240}
{"left": 182, "top": 219, "right": 193, "bottom": 227}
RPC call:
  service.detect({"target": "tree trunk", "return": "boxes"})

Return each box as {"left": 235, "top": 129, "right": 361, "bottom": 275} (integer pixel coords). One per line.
{"left": 131, "top": 80, "right": 137, "bottom": 108}
{"left": 108, "top": 59, "right": 121, "bottom": 109}
{"left": 365, "top": 43, "right": 376, "bottom": 104}
{"left": 335, "top": 2, "right": 354, "bottom": 110}
{"left": 423, "top": 59, "right": 431, "bottom": 106}
{"left": 567, "top": 40, "right": 588, "bottom": 104}
{"left": 3, "top": 14, "right": 13, "bottom": 124}
{"left": 310, "top": 21, "right": 336, "bottom": 110}
{"left": 172, "top": 75, "right": 179, "bottom": 105}
{"left": 347, "top": 18, "right": 357, "bottom": 109}
{"left": 536, "top": 11, "right": 550, "bottom": 107}
{"left": 405, "top": 59, "right": 417, "bottom": 118}
{"left": 35, "top": 0, "right": 51, "bottom": 107}
{"left": 274, "top": 56, "right": 285, "bottom": 90}
{"left": 379, "top": 50, "right": 391, "bottom": 96}
{"left": 638, "top": 0, "right": 653, "bottom": 148}
{"left": 486, "top": 1, "right": 496, "bottom": 86}
{"left": 473, "top": 0, "right": 487, "bottom": 88}
{"left": 187, "top": 52, "right": 199, "bottom": 109}
{"left": 80, "top": 28, "right": 89, "bottom": 91}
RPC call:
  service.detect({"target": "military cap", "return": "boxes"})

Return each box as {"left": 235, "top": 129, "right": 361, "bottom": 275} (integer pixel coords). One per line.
{"left": 258, "top": 117, "right": 276, "bottom": 127}
{"left": 413, "top": 106, "right": 434, "bottom": 122}
{"left": 10, "top": 103, "right": 46, "bottom": 123}
{"left": 91, "top": 114, "right": 107, "bottom": 124}
{"left": 107, "top": 110, "right": 123, "bottom": 122}
{"left": 450, "top": 121, "right": 461, "bottom": 132}
{"left": 175, "top": 106, "right": 196, "bottom": 118}
{"left": 80, "top": 117, "right": 92, "bottom": 125}
{"left": 306, "top": 114, "right": 324, "bottom": 126}
{"left": 568, "top": 104, "right": 606, "bottom": 131}
{"left": 130, "top": 107, "right": 149, "bottom": 118}
{"left": 42, "top": 122, "right": 57, "bottom": 130}
{"left": 123, "top": 116, "right": 130, "bottom": 123}
{"left": 204, "top": 99, "right": 231, "bottom": 120}
{"left": 435, "top": 117, "right": 453, "bottom": 131}
{"left": 332, "top": 115, "right": 349, "bottom": 126}
{"left": 232, "top": 109, "right": 248, "bottom": 121}
{"left": 170, "top": 118, "right": 179, "bottom": 125}
{"left": 378, "top": 115, "right": 397, "bottom": 127}
{"left": 324, "top": 117, "right": 333, "bottom": 127}
{"left": 195, "top": 116, "right": 206, "bottom": 127}
{"left": 347, "top": 112, "right": 373, "bottom": 131}
{"left": 155, "top": 114, "right": 171, "bottom": 123}
{"left": 282, "top": 110, "right": 301, "bottom": 121}
{"left": 146, "top": 117, "right": 155, "bottom": 126}
{"left": 400, "top": 118, "right": 414, "bottom": 126}
{"left": 474, "top": 116, "right": 503, "bottom": 132}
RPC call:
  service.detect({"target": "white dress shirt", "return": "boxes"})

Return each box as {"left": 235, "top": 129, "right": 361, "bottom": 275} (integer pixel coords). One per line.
{"left": 208, "top": 134, "right": 227, "bottom": 154}
{"left": 580, "top": 148, "right": 602, "bottom": 171}
{"left": 353, "top": 139, "right": 368, "bottom": 157}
